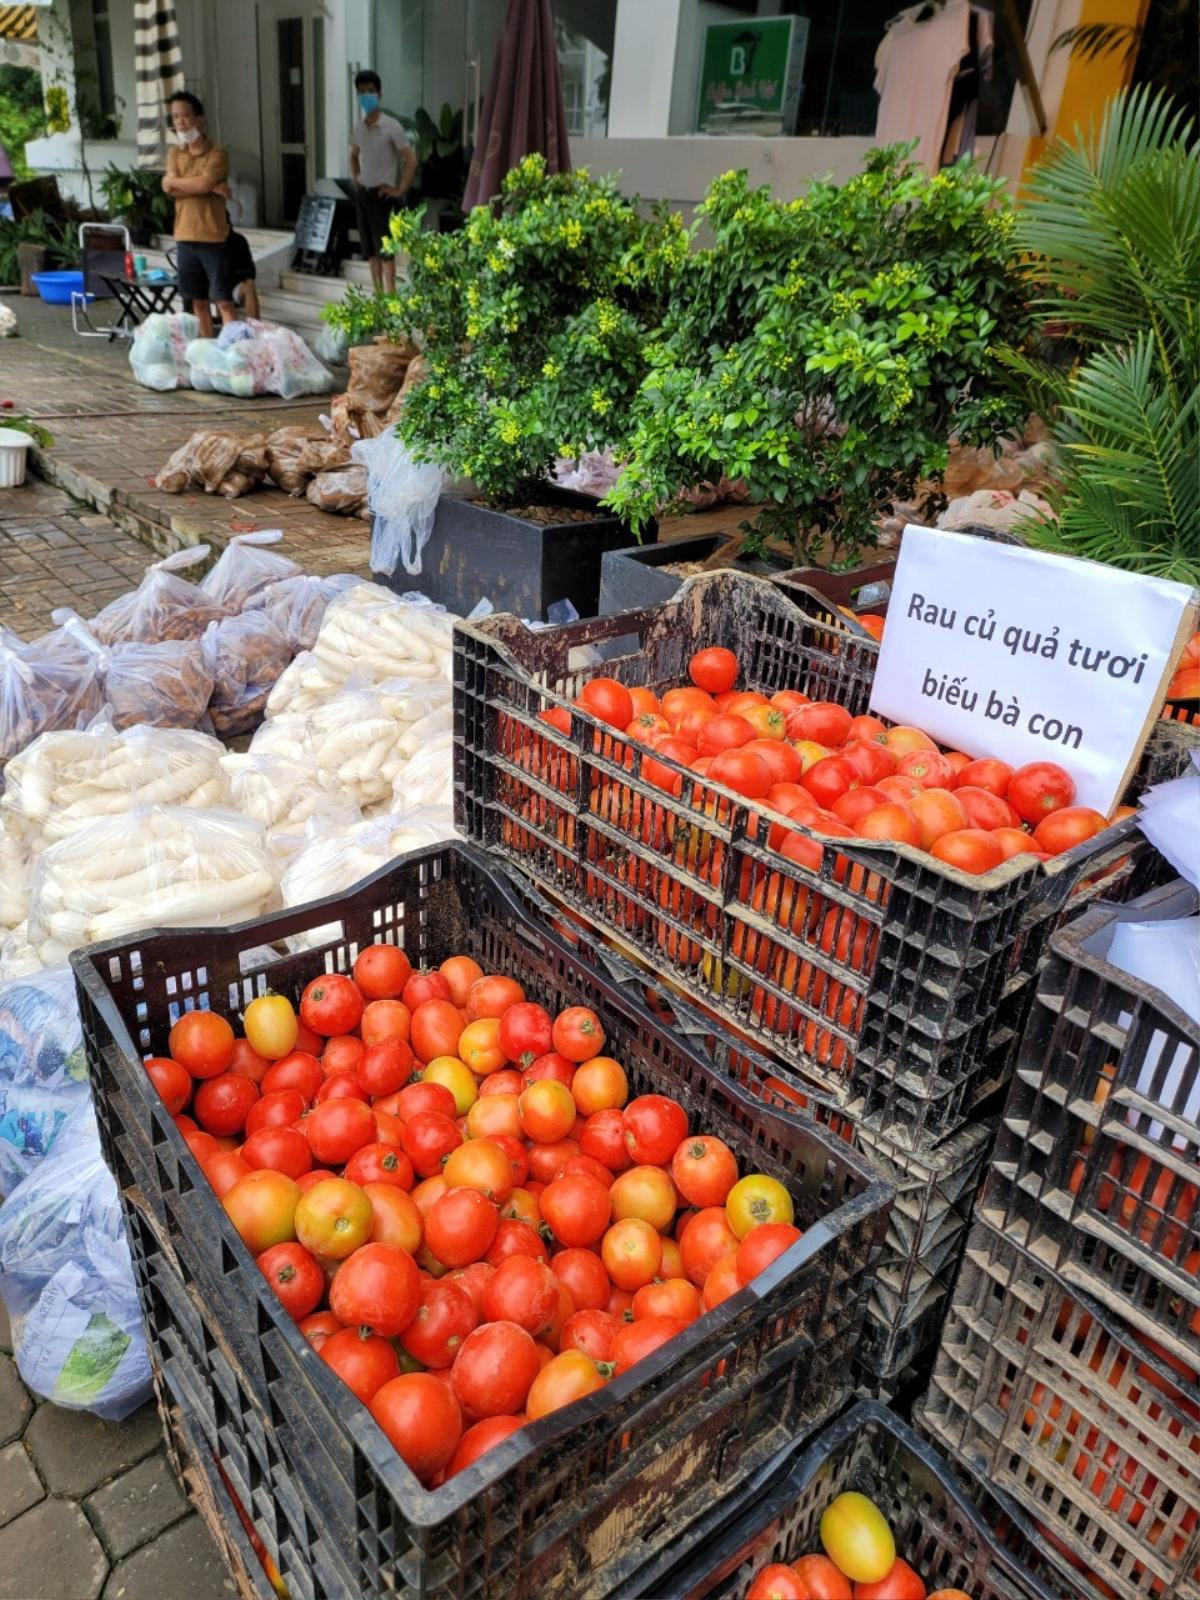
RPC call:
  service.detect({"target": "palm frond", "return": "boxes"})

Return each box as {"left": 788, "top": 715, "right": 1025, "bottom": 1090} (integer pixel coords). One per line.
{"left": 1051, "top": 22, "right": 1140, "bottom": 64}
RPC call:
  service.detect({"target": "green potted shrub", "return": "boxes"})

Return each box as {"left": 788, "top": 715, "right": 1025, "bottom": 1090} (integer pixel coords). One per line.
{"left": 99, "top": 165, "right": 174, "bottom": 247}
{"left": 326, "top": 154, "right": 682, "bottom": 618}
{"left": 606, "top": 148, "right": 1036, "bottom": 575}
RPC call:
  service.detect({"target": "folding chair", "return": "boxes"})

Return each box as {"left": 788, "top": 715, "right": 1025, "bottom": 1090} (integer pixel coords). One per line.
{"left": 71, "top": 222, "right": 133, "bottom": 340}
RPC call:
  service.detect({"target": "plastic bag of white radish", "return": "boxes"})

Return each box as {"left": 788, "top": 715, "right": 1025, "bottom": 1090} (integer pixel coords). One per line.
{"left": 300, "top": 678, "right": 449, "bottom": 811}
{"left": 0, "top": 820, "right": 30, "bottom": 934}
{"left": 246, "top": 572, "right": 360, "bottom": 652}
{"left": 2, "top": 713, "right": 231, "bottom": 852}
{"left": 24, "top": 806, "right": 278, "bottom": 969}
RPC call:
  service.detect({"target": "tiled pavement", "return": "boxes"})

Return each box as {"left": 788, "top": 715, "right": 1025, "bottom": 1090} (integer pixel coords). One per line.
{"left": 0, "top": 1301, "right": 233, "bottom": 1600}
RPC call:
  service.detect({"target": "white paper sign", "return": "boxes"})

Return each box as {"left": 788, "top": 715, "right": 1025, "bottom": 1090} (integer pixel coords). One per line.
{"left": 869, "top": 526, "right": 1198, "bottom": 813}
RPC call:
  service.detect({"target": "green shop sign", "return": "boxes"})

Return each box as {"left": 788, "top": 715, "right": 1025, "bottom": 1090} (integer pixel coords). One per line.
{"left": 696, "top": 16, "right": 809, "bottom": 136}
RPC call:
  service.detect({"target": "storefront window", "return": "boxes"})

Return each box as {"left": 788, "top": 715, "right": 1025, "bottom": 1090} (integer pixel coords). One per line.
{"left": 554, "top": 2, "right": 612, "bottom": 139}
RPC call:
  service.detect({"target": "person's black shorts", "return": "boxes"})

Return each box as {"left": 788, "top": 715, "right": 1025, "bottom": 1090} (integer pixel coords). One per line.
{"left": 175, "top": 238, "right": 238, "bottom": 304}
{"left": 355, "top": 185, "right": 399, "bottom": 258}
{"left": 225, "top": 230, "right": 255, "bottom": 283}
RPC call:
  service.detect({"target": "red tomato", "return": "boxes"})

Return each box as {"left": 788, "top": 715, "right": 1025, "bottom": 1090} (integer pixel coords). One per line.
{"left": 397, "top": 1081, "right": 458, "bottom": 1120}
{"left": 411, "top": 1000, "right": 465, "bottom": 1064}
{"left": 400, "top": 1111, "right": 462, "bottom": 1178}
{"left": 626, "top": 710, "right": 671, "bottom": 742}
{"left": 358, "top": 1037, "right": 415, "bottom": 1098}
{"left": 746, "top": 738, "right": 804, "bottom": 786}
{"left": 527, "top": 1349, "right": 609, "bottom": 1419}
{"left": 540, "top": 1174, "right": 612, "bottom": 1247}
{"left": 322, "top": 1035, "right": 365, "bottom": 1076}
{"left": 465, "top": 976, "right": 526, "bottom": 1022}
{"left": 173, "top": 1114, "right": 197, "bottom": 1136}
{"left": 298, "top": 1310, "right": 342, "bottom": 1352}
{"left": 344, "top": 1142, "right": 414, "bottom": 1190}
{"left": 792, "top": 1554, "right": 853, "bottom": 1599}
{"left": 689, "top": 647, "right": 739, "bottom": 694}
{"left": 320, "top": 1326, "right": 400, "bottom": 1404}
{"left": 223, "top": 1170, "right": 300, "bottom": 1255}
{"left": 991, "top": 826, "right": 1044, "bottom": 862}
{"left": 955, "top": 757, "right": 1013, "bottom": 796}
{"left": 787, "top": 703, "right": 853, "bottom": 748}
{"left": 314, "top": 1072, "right": 366, "bottom": 1105}
{"left": 299, "top": 974, "right": 363, "bottom": 1037}
{"left": 632, "top": 1277, "right": 702, "bottom": 1325}
{"left": 908, "top": 788, "right": 969, "bottom": 849}
{"left": 894, "top": 749, "right": 955, "bottom": 789}
{"left": 257, "top": 1241, "right": 324, "bottom": 1320}
{"left": 709, "top": 748, "right": 773, "bottom": 798}
{"left": 425, "top": 1188, "right": 500, "bottom": 1268}
{"left": 352, "top": 943, "right": 413, "bottom": 1001}
{"left": 168, "top": 1011, "right": 234, "bottom": 1079}
{"left": 956, "top": 785, "right": 1020, "bottom": 831}
{"left": 145, "top": 1056, "right": 191, "bottom": 1115}
{"left": 551, "top": 1248, "right": 611, "bottom": 1311}
{"left": 480, "top": 1069, "right": 527, "bottom": 1098}
{"left": 260, "top": 1051, "right": 323, "bottom": 1103}
{"left": 492, "top": 1135, "right": 530, "bottom": 1191}
{"left": 558, "top": 1155, "right": 614, "bottom": 1190}
{"left": 579, "top": 677, "right": 634, "bottom": 730}
{"left": 241, "top": 1125, "right": 313, "bottom": 1179}
{"left": 439, "top": 956, "right": 485, "bottom": 1007}
{"left": 746, "top": 1565, "right": 811, "bottom": 1600}
{"left": 482, "top": 1256, "right": 559, "bottom": 1336}
{"left": 400, "top": 1279, "right": 478, "bottom": 1369}
{"left": 330, "top": 1242, "right": 421, "bottom": 1337}
{"left": 856, "top": 804, "right": 922, "bottom": 846}
{"left": 486, "top": 1219, "right": 549, "bottom": 1267}
{"left": 364, "top": 1183, "right": 422, "bottom": 1253}
{"left": 498, "top": 1002, "right": 554, "bottom": 1067}
{"left": 875, "top": 775, "right": 924, "bottom": 805}
{"left": 228, "top": 1039, "right": 269, "bottom": 1085}
{"left": 296, "top": 1168, "right": 338, "bottom": 1192}
{"left": 370, "top": 1373, "right": 461, "bottom": 1481}
{"left": 623, "top": 1094, "right": 688, "bottom": 1164}
{"left": 403, "top": 971, "right": 452, "bottom": 1010}
{"left": 697, "top": 714, "right": 756, "bottom": 756}
{"left": 451, "top": 1320, "right": 541, "bottom": 1418}
{"left": 360, "top": 1001, "right": 412, "bottom": 1047}
{"left": 303, "top": 1098, "right": 374, "bottom": 1164}
{"left": 702, "top": 1253, "right": 743, "bottom": 1310}
{"left": 1006, "top": 761, "right": 1076, "bottom": 826}
{"left": 561, "top": 1308, "right": 620, "bottom": 1362}
{"left": 831, "top": 786, "right": 890, "bottom": 828}
{"left": 1032, "top": 806, "right": 1108, "bottom": 856}
{"left": 930, "top": 829, "right": 1005, "bottom": 874}
{"left": 671, "top": 1135, "right": 738, "bottom": 1208}
{"left": 579, "top": 1109, "right": 632, "bottom": 1171}
{"left": 194, "top": 1072, "right": 259, "bottom": 1137}
{"left": 735, "top": 1222, "right": 804, "bottom": 1283}
{"left": 801, "top": 756, "right": 861, "bottom": 808}
{"left": 679, "top": 1207, "right": 739, "bottom": 1286}
{"left": 611, "top": 1315, "right": 686, "bottom": 1375}
{"left": 852, "top": 1558, "right": 927, "bottom": 1599}
{"left": 552, "top": 1007, "right": 606, "bottom": 1064}
{"left": 203, "top": 1150, "right": 250, "bottom": 1198}
{"left": 445, "top": 1415, "right": 526, "bottom": 1476}
{"left": 444, "top": 1262, "right": 495, "bottom": 1317}
{"left": 846, "top": 715, "right": 889, "bottom": 745}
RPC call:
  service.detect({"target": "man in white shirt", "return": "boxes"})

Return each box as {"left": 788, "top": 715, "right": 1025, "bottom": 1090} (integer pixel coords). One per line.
{"left": 350, "top": 70, "right": 418, "bottom": 294}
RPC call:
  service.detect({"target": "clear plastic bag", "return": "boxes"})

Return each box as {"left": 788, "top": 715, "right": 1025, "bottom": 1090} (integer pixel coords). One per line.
{"left": 199, "top": 530, "right": 300, "bottom": 612}
{"left": 2, "top": 711, "right": 229, "bottom": 851}
{"left": 104, "top": 638, "right": 214, "bottom": 731}
{"left": 391, "top": 729, "right": 454, "bottom": 813}
{"left": 355, "top": 430, "right": 445, "bottom": 576}
{"left": 0, "top": 639, "right": 79, "bottom": 765}
{"left": 90, "top": 546, "right": 228, "bottom": 645}
{"left": 346, "top": 341, "right": 415, "bottom": 412}
{"left": 266, "top": 425, "right": 324, "bottom": 496}
{"left": 0, "top": 818, "right": 30, "bottom": 933}
{"left": 0, "top": 1100, "right": 151, "bottom": 1419}
{"left": 0, "top": 966, "right": 88, "bottom": 1197}
{"left": 200, "top": 610, "right": 293, "bottom": 737}
{"left": 27, "top": 615, "right": 106, "bottom": 732}
{"left": 246, "top": 573, "right": 360, "bottom": 653}
{"left": 25, "top": 806, "right": 278, "bottom": 969}
{"left": 304, "top": 681, "right": 414, "bottom": 810}
{"left": 306, "top": 465, "right": 369, "bottom": 516}
{"left": 187, "top": 322, "right": 334, "bottom": 399}
{"left": 0, "top": 924, "right": 41, "bottom": 983}
{"left": 129, "top": 311, "right": 198, "bottom": 392}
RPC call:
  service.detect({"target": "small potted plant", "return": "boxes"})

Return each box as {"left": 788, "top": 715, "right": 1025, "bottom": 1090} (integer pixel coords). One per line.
{"left": 99, "top": 165, "right": 173, "bottom": 247}
{"left": 327, "top": 155, "right": 680, "bottom": 619}
{"left": 0, "top": 407, "right": 53, "bottom": 487}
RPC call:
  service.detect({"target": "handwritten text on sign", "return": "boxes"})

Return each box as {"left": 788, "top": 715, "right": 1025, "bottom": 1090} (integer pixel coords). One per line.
{"left": 869, "top": 526, "right": 1198, "bottom": 813}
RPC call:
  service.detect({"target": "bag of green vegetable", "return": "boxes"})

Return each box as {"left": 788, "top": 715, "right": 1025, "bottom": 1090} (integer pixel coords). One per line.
{"left": 0, "top": 1100, "right": 151, "bottom": 1419}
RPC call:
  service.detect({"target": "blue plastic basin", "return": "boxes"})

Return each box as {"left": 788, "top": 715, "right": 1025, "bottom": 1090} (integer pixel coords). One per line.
{"left": 31, "top": 270, "right": 87, "bottom": 305}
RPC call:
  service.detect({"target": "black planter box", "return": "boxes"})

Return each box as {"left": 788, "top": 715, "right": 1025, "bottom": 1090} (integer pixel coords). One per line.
{"left": 376, "top": 488, "right": 653, "bottom": 621}
{"left": 599, "top": 533, "right": 792, "bottom": 616}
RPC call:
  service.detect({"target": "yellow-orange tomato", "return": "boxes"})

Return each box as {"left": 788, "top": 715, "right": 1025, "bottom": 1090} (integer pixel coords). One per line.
{"left": 702, "top": 1252, "right": 742, "bottom": 1310}
{"left": 744, "top": 703, "right": 788, "bottom": 741}
{"left": 423, "top": 1056, "right": 477, "bottom": 1114}
{"left": 726, "top": 1175, "right": 794, "bottom": 1239}
{"left": 364, "top": 1182, "right": 423, "bottom": 1253}
{"left": 819, "top": 1492, "right": 895, "bottom": 1584}
{"left": 467, "top": 1093, "right": 522, "bottom": 1141}
{"left": 571, "top": 1057, "right": 628, "bottom": 1115}
{"left": 602, "top": 1218, "right": 662, "bottom": 1290}
{"left": 883, "top": 725, "right": 936, "bottom": 756}
{"left": 658, "top": 1237, "right": 684, "bottom": 1278}
{"left": 439, "top": 955, "right": 484, "bottom": 1006}
{"left": 500, "top": 1187, "right": 541, "bottom": 1226}
{"left": 526, "top": 1349, "right": 609, "bottom": 1419}
{"left": 411, "top": 1175, "right": 447, "bottom": 1218}
{"left": 790, "top": 740, "right": 832, "bottom": 773}
{"left": 609, "top": 1165, "right": 677, "bottom": 1231}
{"left": 459, "top": 1017, "right": 506, "bottom": 1076}
{"left": 243, "top": 995, "right": 298, "bottom": 1062}
{"left": 519, "top": 1080, "right": 577, "bottom": 1144}
{"left": 443, "top": 1139, "right": 514, "bottom": 1201}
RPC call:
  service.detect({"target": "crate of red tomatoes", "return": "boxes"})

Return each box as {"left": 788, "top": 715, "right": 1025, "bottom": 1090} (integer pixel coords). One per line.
{"left": 981, "top": 878, "right": 1199, "bottom": 1374}
{"left": 454, "top": 570, "right": 1163, "bottom": 1151}
{"left": 615, "top": 1398, "right": 1061, "bottom": 1600}
{"left": 73, "top": 840, "right": 889, "bottom": 1600}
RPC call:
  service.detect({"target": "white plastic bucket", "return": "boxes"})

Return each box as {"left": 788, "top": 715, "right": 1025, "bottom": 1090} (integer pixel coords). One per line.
{"left": 0, "top": 430, "right": 34, "bottom": 489}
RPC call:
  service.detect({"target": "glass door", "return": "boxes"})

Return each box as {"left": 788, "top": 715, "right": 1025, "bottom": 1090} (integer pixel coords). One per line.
{"left": 259, "top": 1, "right": 325, "bottom": 225}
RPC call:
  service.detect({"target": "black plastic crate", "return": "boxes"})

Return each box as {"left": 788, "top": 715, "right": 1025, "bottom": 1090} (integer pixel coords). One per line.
{"left": 453, "top": 570, "right": 1157, "bottom": 1151}
{"left": 74, "top": 840, "right": 889, "bottom": 1600}
{"left": 621, "top": 1398, "right": 1063, "bottom": 1600}
{"left": 982, "top": 879, "right": 1200, "bottom": 1373}
{"left": 918, "top": 1220, "right": 1200, "bottom": 1600}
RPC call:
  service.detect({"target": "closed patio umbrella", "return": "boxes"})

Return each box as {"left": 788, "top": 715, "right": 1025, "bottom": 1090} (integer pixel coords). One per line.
{"left": 462, "top": 0, "right": 570, "bottom": 211}
{"left": 134, "top": 0, "right": 185, "bottom": 169}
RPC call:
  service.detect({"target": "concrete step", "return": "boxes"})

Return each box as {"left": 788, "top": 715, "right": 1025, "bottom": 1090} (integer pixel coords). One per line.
{"left": 256, "top": 289, "right": 332, "bottom": 328}
{"left": 277, "top": 271, "right": 352, "bottom": 303}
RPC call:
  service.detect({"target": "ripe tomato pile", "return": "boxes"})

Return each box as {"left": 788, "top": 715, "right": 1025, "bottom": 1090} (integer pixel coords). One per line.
{"left": 146, "top": 943, "right": 806, "bottom": 1487}
{"left": 745, "top": 1490, "right": 972, "bottom": 1598}
{"left": 537, "top": 647, "right": 1125, "bottom": 877}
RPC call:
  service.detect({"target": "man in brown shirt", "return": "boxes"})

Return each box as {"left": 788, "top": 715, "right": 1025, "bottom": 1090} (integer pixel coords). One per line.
{"left": 162, "top": 91, "right": 234, "bottom": 338}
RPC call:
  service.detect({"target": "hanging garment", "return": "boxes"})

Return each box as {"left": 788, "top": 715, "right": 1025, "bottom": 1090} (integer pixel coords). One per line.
{"left": 874, "top": 0, "right": 972, "bottom": 170}
{"left": 941, "top": 4, "right": 995, "bottom": 164}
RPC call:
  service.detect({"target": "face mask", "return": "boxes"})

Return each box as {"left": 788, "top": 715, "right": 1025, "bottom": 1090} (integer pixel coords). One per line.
{"left": 176, "top": 126, "right": 201, "bottom": 146}
{"left": 358, "top": 93, "right": 380, "bottom": 115}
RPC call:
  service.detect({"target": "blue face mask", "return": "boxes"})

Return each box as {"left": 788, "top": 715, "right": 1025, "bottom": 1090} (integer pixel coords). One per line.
{"left": 358, "top": 93, "right": 380, "bottom": 115}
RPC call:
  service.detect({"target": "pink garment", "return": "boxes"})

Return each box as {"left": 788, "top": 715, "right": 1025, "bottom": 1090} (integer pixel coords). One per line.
{"left": 874, "top": 0, "right": 971, "bottom": 170}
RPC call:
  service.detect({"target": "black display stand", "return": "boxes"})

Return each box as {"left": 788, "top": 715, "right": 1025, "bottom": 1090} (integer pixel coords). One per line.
{"left": 291, "top": 194, "right": 349, "bottom": 275}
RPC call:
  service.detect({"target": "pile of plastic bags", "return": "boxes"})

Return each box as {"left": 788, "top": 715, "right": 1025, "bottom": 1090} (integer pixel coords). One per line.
{"left": 130, "top": 314, "right": 333, "bottom": 399}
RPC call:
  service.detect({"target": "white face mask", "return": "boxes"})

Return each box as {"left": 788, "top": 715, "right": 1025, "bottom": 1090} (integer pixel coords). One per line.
{"left": 176, "top": 126, "right": 202, "bottom": 146}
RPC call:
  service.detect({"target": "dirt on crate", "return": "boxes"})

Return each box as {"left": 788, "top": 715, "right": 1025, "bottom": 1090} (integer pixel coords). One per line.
{"left": 481, "top": 501, "right": 602, "bottom": 525}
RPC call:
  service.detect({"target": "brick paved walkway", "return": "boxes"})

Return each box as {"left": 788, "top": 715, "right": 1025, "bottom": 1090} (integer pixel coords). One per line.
{"left": 0, "top": 480, "right": 158, "bottom": 639}
{"left": 0, "top": 1301, "right": 232, "bottom": 1600}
